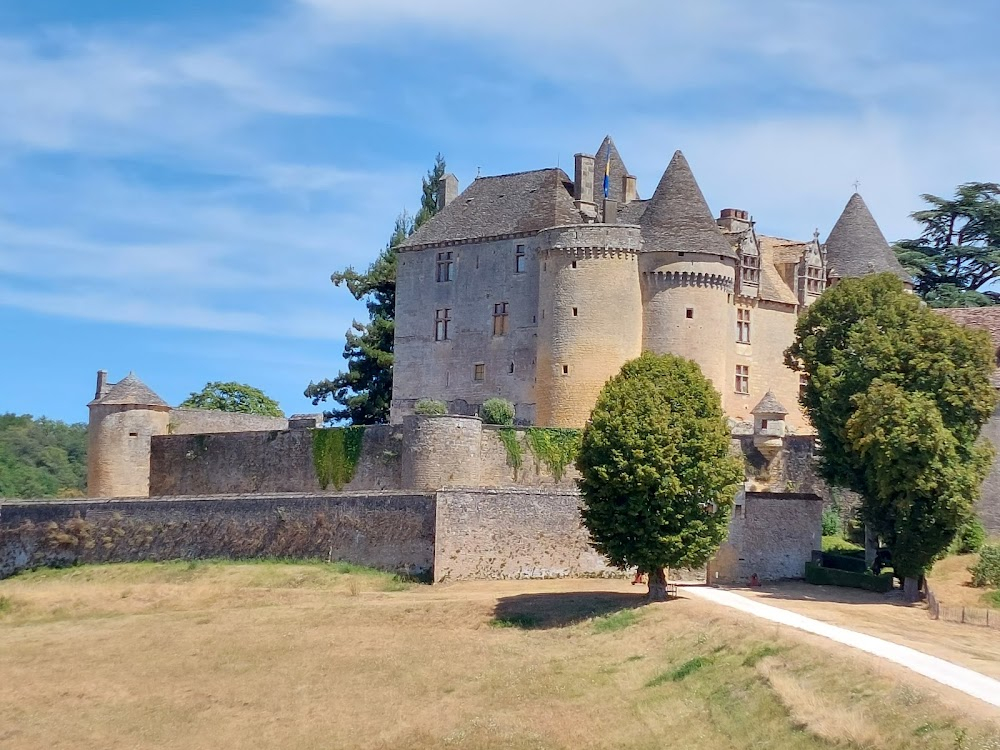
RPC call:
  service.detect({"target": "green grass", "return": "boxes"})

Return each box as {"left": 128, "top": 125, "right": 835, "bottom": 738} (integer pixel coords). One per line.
{"left": 489, "top": 614, "right": 541, "bottom": 629}
{"left": 983, "top": 589, "right": 1000, "bottom": 609}
{"left": 742, "top": 644, "right": 784, "bottom": 667}
{"left": 0, "top": 595, "right": 13, "bottom": 614}
{"left": 646, "top": 655, "right": 713, "bottom": 686}
{"left": 592, "top": 609, "right": 639, "bottom": 634}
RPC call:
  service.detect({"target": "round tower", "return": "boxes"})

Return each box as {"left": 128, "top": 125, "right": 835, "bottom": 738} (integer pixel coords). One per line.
{"left": 401, "top": 414, "right": 483, "bottom": 490}
{"left": 638, "top": 151, "right": 737, "bottom": 390}
{"left": 87, "top": 371, "right": 171, "bottom": 498}
{"left": 535, "top": 224, "right": 643, "bottom": 427}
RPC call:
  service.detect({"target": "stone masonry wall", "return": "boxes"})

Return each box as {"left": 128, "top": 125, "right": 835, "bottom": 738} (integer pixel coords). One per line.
{"left": 433, "top": 487, "right": 617, "bottom": 581}
{"left": 0, "top": 492, "right": 434, "bottom": 580}
{"left": 978, "top": 405, "right": 1000, "bottom": 534}
{"left": 168, "top": 408, "right": 290, "bottom": 434}
{"left": 708, "top": 491, "right": 823, "bottom": 584}
{"left": 149, "top": 426, "right": 402, "bottom": 496}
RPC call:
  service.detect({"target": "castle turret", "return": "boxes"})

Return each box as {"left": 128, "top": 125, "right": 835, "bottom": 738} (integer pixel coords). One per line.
{"left": 87, "top": 372, "right": 171, "bottom": 497}
{"left": 639, "top": 151, "right": 737, "bottom": 390}
{"left": 751, "top": 390, "right": 788, "bottom": 457}
{"left": 535, "top": 224, "right": 643, "bottom": 426}
{"left": 824, "top": 193, "right": 912, "bottom": 286}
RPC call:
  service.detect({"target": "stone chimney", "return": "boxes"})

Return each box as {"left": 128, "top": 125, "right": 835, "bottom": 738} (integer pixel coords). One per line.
{"left": 437, "top": 173, "right": 459, "bottom": 211}
{"left": 717, "top": 208, "right": 752, "bottom": 233}
{"left": 574, "top": 153, "right": 596, "bottom": 218}
{"left": 95, "top": 370, "right": 108, "bottom": 401}
{"left": 622, "top": 174, "right": 637, "bottom": 204}
{"left": 603, "top": 199, "right": 618, "bottom": 224}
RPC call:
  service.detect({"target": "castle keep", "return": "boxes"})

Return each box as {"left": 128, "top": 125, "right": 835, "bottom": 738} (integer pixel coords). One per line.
{"left": 391, "top": 137, "right": 910, "bottom": 428}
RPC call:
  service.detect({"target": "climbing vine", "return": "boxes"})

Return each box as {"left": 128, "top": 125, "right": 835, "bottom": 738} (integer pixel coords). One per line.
{"left": 498, "top": 428, "right": 523, "bottom": 475}
{"left": 526, "top": 428, "right": 582, "bottom": 481}
{"left": 312, "top": 427, "right": 366, "bottom": 490}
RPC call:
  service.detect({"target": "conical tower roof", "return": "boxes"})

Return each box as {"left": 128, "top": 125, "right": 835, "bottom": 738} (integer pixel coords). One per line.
{"left": 640, "top": 150, "right": 736, "bottom": 258}
{"left": 592, "top": 135, "right": 632, "bottom": 206}
{"left": 751, "top": 390, "right": 789, "bottom": 416}
{"left": 89, "top": 372, "right": 169, "bottom": 408}
{"left": 824, "top": 193, "right": 911, "bottom": 283}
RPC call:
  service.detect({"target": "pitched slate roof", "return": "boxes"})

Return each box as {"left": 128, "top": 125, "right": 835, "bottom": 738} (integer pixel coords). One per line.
{"left": 760, "top": 236, "right": 809, "bottom": 265}
{"left": 90, "top": 373, "right": 169, "bottom": 407}
{"left": 593, "top": 135, "right": 633, "bottom": 207}
{"left": 617, "top": 199, "right": 648, "bottom": 225}
{"left": 639, "top": 151, "right": 736, "bottom": 259}
{"left": 397, "top": 168, "right": 581, "bottom": 249}
{"left": 824, "top": 193, "right": 911, "bottom": 282}
{"left": 751, "top": 390, "right": 789, "bottom": 416}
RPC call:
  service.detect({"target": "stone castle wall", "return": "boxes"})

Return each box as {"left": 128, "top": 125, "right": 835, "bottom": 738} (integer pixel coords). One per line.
{"left": 168, "top": 408, "right": 290, "bottom": 435}
{"left": 977, "top": 405, "right": 1000, "bottom": 533}
{"left": 0, "top": 492, "right": 436, "bottom": 580}
{"left": 87, "top": 403, "right": 171, "bottom": 498}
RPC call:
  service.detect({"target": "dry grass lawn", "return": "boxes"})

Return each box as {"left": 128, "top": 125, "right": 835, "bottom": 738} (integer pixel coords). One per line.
{"left": 929, "top": 553, "right": 1000, "bottom": 610}
{"left": 1, "top": 560, "right": 999, "bottom": 750}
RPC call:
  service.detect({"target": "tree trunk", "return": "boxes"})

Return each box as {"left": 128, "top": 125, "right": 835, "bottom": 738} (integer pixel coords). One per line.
{"left": 903, "top": 576, "right": 921, "bottom": 602}
{"left": 647, "top": 567, "right": 669, "bottom": 602}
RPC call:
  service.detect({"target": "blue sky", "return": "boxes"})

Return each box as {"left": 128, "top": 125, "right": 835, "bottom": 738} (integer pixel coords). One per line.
{"left": 2, "top": 0, "right": 998, "bottom": 423}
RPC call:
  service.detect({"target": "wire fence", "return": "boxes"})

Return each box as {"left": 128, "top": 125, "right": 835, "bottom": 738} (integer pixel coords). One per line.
{"left": 926, "top": 587, "right": 1000, "bottom": 630}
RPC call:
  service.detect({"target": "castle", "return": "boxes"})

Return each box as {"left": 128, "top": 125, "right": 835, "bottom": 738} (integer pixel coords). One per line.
{"left": 391, "top": 136, "right": 910, "bottom": 429}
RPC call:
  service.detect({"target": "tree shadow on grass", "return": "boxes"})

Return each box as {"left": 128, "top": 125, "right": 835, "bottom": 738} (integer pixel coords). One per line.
{"left": 742, "top": 581, "right": 918, "bottom": 609}
{"left": 491, "top": 590, "right": 650, "bottom": 630}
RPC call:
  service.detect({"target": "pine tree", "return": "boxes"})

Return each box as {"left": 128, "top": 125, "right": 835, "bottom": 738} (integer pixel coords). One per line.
{"left": 305, "top": 155, "right": 446, "bottom": 424}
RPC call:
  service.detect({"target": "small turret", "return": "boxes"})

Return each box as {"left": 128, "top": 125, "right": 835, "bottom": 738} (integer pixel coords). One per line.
{"left": 751, "top": 390, "right": 788, "bottom": 456}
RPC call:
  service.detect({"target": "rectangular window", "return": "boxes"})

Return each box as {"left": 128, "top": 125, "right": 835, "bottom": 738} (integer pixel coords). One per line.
{"left": 572, "top": 307, "right": 578, "bottom": 317}
{"left": 806, "top": 265, "right": 824, "bottom": 294}
{"left": 685, "top": 307, "right": 694, "bottom": 319}
{"left": 562, "top": 364, "right": 569, "bottom": 375}
{"left": 737, "top": 308, "right": 751, "bottom": 343}
{"left": 473, "top": 363, "right": 485, "bottom": 381}
{"left": 435, "top": 251, "right": 455, "bottom": 282}
{"left": 741, "top": 253, "right": 760, "bottom": 285}
{"left": 492, "top": 301, "right": 509, "bottom": 336}
{"left": 515, "top": 245, "right": 526, "bottom": 274}
{"left": 735, "top": 365, "right": 749, "bottom": 394}
{"left": 434, "top": 308, "right": 451, "bottom": 341}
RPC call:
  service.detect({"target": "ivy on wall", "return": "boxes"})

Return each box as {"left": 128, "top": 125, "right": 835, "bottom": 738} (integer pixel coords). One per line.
{"left": 312, "top": 427, "right": 366, "bottom": 490}
{"left": 496, "top": 428, "right": 582, "bottom": 481}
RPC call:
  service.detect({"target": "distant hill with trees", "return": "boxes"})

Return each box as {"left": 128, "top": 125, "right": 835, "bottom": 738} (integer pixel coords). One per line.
{"left": 0, "top": 414, "right": 87, "bottom": 498}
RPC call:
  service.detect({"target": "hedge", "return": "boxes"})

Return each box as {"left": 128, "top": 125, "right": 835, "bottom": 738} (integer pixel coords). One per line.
{"left": 804, "top": 562, "right": 893, "bottom": 593}
{"left": 820, "top": 552, "right": 868, "bottom": 574}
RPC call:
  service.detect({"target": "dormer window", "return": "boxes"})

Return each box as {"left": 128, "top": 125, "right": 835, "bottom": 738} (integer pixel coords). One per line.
{"left": 740, "top": 252, "right": 760, "bottom": 285}
{"left": 806, "top": 264, "right": 824, "bottom": 294}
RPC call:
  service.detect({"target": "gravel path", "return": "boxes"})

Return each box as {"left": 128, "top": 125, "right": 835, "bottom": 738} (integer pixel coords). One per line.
{"left": 685, "top": 585, "right": 1000, "bottom": 709}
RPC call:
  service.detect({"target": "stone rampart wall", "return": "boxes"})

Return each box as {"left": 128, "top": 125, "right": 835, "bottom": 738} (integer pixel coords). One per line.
{"left": 977, "top": 405, "right": 1000, "bottom": 533}
{"left": 0, "top": 492, "right": 434, "bottom": 580}
{"left": 168, "top": 408, "right": 290, "bottom": 434}
{"left": 433, "top": 487, "right": 616, "bottom": 581}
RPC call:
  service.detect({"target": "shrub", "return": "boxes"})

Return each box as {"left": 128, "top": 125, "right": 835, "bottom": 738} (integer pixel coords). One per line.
{"left": 950, "top": 517, "right": 987, "bottom": 555}
{"left": 820, "top": 552, "right": 868, "bottom": 574}
{"left": 821, "top": 508, "right": 840, "bottom": 536}
{"left": 970, "top": 544, "right": 1000, "bottom": 588}
{"left": 413, "top": 399, "right": 447, "bottom": 416}
{"left": 481, "top": 398, "right": 515, "bottom": 426}
{"left": 804, "top": 562, "right": 893, "bottom": 593}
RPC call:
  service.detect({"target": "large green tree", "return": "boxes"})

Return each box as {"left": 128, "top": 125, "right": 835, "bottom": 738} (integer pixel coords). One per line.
{"left": 893, "top": 182, "right": 1000, "bottom": 307}
{"left": 786, "top": 273, "right": 995, "bottom": 597}
{"left": 0, "top": 414, "right": 87, "bottom": 498}
{"left": 180, "top": 382, "right": 284, "bottom": 417}
{"left": 305, "top": 154, "right": 446, "bottom": 424}
{"left": 577, "top": 352, "right": 744, "bottom": 601}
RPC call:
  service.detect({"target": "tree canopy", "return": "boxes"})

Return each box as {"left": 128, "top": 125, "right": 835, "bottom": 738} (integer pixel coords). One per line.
{"left": 893, "top": 182, "right": 1000, "bottom": 307}
{"left": 0, "top": 413, "right": 87, "bottom": 498}
{"left": 577, "top": 352, "right": 744, "bottom": 600}
{"left": 305, "top": 154, "right": 446, "bottom": 424}
{"left": 179, "top": 382, "right": 284, "bottom": 417}
{"left": 786, "top": 273, "right": 995, "bottom": 589}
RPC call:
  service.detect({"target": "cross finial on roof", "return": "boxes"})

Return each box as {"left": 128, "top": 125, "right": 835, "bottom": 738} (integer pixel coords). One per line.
{"left": 852, "top": 179, "right": 861, "bottom": 193}
{"left": 813, "top": 227, "right": 820, "bottom": 242}
{"left": 476, "top": 166, "right": 481, "bottom": 178}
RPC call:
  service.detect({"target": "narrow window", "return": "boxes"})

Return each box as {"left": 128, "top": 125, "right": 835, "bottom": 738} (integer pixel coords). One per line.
{"left": 572, "top": 307, "right": 578, "bottom": 317}
{"left": 473, "top": 363, "right": 485, "bottom": 381}
{"left": 492, "top": 301, "right": 509, "bottom": 336}
{"left": 435, "top": 251, "right": 454, "bottom": 282}
{"left": 735, "top": 365, "right": 749, "bottom": 394}
{"left": 562, "top": 364, "right": 569, "bottom": 375}
{"left": 760, "top": 419, "right": 768, "bottom": 429}
{"left": 737, "top": 308, "right": 751, "bottom": 343}
{"left": 434, "top": 308, "right": 451, "bottom": 341}
{"left": 685, "top": 307, "right": 694, "bottom": 319}
{"left": 571, "top": 260, "right": 577, "bottom": 269}
{"left": 515, "top": 245, "right": 526, "bottom": 274}
{"left": 741, "top": 252, "right": 760, "bottom": 285}
{"left": 509, "top": 361, "right": 515, "bottom": 374}
{"left": 128, "top": 432, "right": 138, "bottom": 438}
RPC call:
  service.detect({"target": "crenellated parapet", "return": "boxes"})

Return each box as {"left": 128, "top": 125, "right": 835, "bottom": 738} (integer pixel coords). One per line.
{"left": 641, "top": 269, "right": 734, "bottom": 291}
{"left": 538, "top": 224, "right": 642, "bottom": 256}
